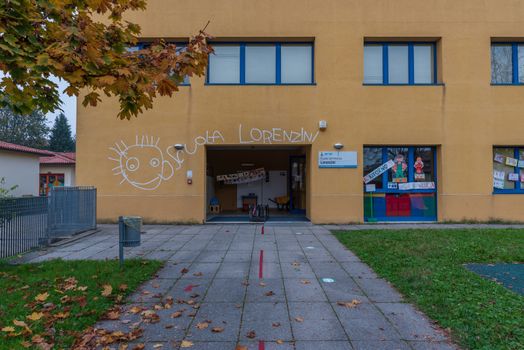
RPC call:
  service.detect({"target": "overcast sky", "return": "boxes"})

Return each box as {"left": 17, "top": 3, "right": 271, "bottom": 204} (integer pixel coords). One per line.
{"left": 47, "top": 76, "right": 77, "bottom": 135}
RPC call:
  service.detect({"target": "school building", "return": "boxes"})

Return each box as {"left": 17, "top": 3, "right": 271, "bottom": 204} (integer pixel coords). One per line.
{"left": 77, "top": 0, "right": 524, "bottom": 224}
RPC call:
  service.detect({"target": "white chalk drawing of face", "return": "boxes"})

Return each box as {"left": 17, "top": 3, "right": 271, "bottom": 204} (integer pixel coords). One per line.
{"left": 109, "top": 136, "right": 174, "bottom": 190}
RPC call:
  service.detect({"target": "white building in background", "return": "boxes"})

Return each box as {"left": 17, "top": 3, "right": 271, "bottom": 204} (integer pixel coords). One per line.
{"left": 0, "top": 141, "right": 52, "bottom": 197}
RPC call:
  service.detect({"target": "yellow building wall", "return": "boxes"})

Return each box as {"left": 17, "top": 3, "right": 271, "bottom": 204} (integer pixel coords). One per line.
{"left": 77, "top": 0, "right": 524, "bottom": 224}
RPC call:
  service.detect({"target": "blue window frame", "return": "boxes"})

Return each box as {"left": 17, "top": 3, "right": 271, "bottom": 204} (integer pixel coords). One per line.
{"left": 206, "top": 42, "right": 315, "bottom": 85}
{"left": 363, "top": 42, "right": 438, "bottom": 85}
{"left": 363, "top": 146, "right": 438, "bottom": 222}
{"left": 491, "top": 43, "right": 524, "bottom": 85}
{"left": 131, "top": 42, "right": 190, "bottom": 85}
{"left": 493, "top": 146, "right": 524, "bottom": 193}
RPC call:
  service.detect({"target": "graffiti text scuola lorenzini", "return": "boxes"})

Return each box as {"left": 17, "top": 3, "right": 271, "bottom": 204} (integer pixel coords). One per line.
{"left": 109, "top": 124, "right": 319, "bottom": 190}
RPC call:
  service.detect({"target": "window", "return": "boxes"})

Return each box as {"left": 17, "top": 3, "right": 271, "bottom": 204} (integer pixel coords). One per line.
{"left": 130, "top": 42, "right": 190, "bottom": 85}
{"left": 207, "top": 43, "right": 314, "bottom": 85}
{"left": 40, "top": 174, "right": 65, "bottom": 196}
{"left": 364, "top": 42, "right": 437, "bottom": 85}
{"left": 491, "top": 43, "right": 524, "bottom": 85}
{"left": 493, "top": 147, "right": 524, "bottom": 193}
{"left": 363, "top": 146, "right": 437, "bottom": 221}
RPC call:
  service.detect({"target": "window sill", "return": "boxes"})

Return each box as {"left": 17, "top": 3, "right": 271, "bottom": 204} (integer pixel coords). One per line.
{"left": 363, "top": 83, "right": 445, "bottom": 86}
{"left": 491, "top": 83, "right": 524, "bottom": 86}
{"left": 204, "top": 83, "right": 317, "bottom": 86}
{"left": 493, "top": 190, "right": 524, "bottom": 194}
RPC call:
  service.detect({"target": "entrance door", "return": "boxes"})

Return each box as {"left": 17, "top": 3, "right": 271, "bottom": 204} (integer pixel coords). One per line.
{"left": 289, "top": 156, "right": 306, "bottom": 213}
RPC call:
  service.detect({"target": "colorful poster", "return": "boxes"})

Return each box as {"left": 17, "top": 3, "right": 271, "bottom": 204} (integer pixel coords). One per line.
{"left": 493, "top": 179, "right": 505, "bottom": 189}
{"left": 521, "top": 175, "right": 524, "bottom": 183}
{"left": 508, "top": 173, "right": 520, "bottom": 182}
{"left": 505, "top": 157, "right": 518, "bottom": 167}
{"left": 413, "top": 157, "right": 425, "bottom": 181}
{"left": 493, "top": 170, "right": 506, "bottom": 181}
{"left": 518, "top": 160, "right": 524, "bottom": 168}
{"left": 217, "top": 168, "right": 266, "bottom": 184}
{"left": 365, "top": 184, "right": 376, "bottom": 192}
{"left": 363, "top": 160, "right": 395, "bottom": 184}
{"left": 391, "top": 154, "right": 408, "bottom": 183}
{"left": 398, "top": 182, "right": 436, "bottom": 190}
{"left": 494, "top": 154, "right": 505, "bottom": 164}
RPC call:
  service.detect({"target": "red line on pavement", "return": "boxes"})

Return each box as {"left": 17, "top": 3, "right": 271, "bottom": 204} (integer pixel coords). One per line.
{"left": 258, "top": 340, "right": 265, "bottom": 350}
{"left": 258, "top": 249, "right": 264, "bottom": 279}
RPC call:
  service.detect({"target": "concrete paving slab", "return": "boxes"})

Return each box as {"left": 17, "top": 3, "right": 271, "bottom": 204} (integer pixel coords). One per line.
{"left": 25, "top": 224, "right": 457, "bottom": 349}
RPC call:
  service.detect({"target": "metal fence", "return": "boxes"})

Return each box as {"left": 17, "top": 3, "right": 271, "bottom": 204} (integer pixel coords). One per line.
{"left": 0, "top": 187, "right": 97, "bottom": 258}
{"left": 48, "top": 187, "right": 97, "bottom": 239}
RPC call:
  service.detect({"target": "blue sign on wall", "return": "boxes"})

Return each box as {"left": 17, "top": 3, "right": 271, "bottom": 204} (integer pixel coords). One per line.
{"left": 318, "top": 151, "right": 358, "bottom": 168}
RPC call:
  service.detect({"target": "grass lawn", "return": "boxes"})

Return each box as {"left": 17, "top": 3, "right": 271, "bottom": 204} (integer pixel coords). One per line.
{"left": 334, "top": 229, "right": 524, "bottom": 350}
{"left": 0, "top": 259, "right": 162, "bottom": 349}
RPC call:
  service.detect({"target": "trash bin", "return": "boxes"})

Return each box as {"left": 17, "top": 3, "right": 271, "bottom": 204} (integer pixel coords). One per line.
{"left": 119, "top": 216, "right": 142, "bottom": 247}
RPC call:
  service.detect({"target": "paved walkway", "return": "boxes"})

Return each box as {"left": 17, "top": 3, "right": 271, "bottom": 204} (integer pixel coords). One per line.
{"left": 26, "top": 225, "right": 458, "bottom": 350}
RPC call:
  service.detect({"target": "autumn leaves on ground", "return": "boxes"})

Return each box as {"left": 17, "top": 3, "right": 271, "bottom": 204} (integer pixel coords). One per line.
{"left": 0, "top": 259, "right": 162, "bottom": 349}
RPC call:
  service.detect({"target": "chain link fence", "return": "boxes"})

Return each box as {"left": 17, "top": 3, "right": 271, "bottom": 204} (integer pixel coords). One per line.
{"left": 0, "top": 187, "right": 97, "bottom": 258}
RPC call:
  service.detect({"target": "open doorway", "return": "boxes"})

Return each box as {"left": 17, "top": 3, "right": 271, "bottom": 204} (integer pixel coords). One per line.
{"left": 206, "top": 146, "right": 309, "bottom": 223}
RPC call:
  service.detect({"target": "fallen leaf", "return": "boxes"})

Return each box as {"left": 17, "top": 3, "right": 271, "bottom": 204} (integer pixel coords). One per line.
{"left": 77, "top": 286, "right": 88, "bottom": 292}
{"left": 246, "top": 330, "right": 256, "bottom": 338}
{"left": 235, "top": 346, "right": 248, "bottom": 350}
{"left": 193, "top": 272, "right": 203, "bottom": 277}
{"left": 264, "top": 291, "right": 275, "bottom": 296}
{"left": 170, "top": 311, "right": 183, "bottom": 318}
{"left": 35, "top": 292, "right": 49, "bottom": 302}
{"left": 132, "top": 344, "right": 145, "bottom": 350}
{"left": 211, "top": 327, "right": 224, "bottom": 333}
{"left": 276, "top": 339, "right": 284, "bottom": 344}
{"left": 129, "top": 306, "right": 142, "bottom": 314}
{"left": 1, "top": 326, "right": 15, "bottom": 332}
{"left": 180, "top": 340, "right": 193, "bottom": 348}
{"left": 107, "top": 310, "right": 121, "bottom": 320}
{"left": 196, "top": 322, "right": 209, "bottom": 330}
{"left": 337, "top": 299, "right": 362, "bottom": 308}
{"left": 272, "top": 322, "right": 281, "bottom": 328}
{"left": 153, "top": 344, "right": 163, "bottom": 349}
{"left": 294, "top": 316, "right": 304, "bottom": 323}
{"left": 181, "top": 268, "right": 189, "bottom": 274}
{"left": 300, "top": 280, "right": 311, "bottom": 285}
{"left": 119, "top": 284, "right": 128, "bottom": 291}
{"left": 101, "top": 284, "right": 113, "bottom": 297}
{"left": 27, "top": 312, "right": 44, "bottom": 321}
{"left": 13, "top": 320, "right": 27, "bottom": 327}
{"left": 258, "top": 282, "right": 266, "bottom": 287}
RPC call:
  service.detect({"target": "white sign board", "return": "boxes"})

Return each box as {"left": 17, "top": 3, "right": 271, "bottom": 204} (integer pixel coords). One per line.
{"left": 318, "top": 151, "right": 357, "bottom": 168}
{"left": 363, "top": 160, "right": 395, "bottom": 184}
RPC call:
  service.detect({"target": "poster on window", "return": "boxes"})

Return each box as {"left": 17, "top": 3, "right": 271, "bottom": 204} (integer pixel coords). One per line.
{"left": 398, "top": 182, "right": 436, "bottom": 190}
{"left": 413, "top": 157, "right": 426, "bottom": 181}
{"left": 391, "top": 154, "right": 408, "bottom": 183}
{"left": 217, "top": 168, "right": 266, "bottom": 185}
{"left": 363, "top": 160, "right": 395, "bottom": 184}
{"left": 493, "top": 170, "right": 506, "bottom": 181}
{"left": 505, "top": 157, "right": 518, "bottom": 167}
{"left": 493, "top": 179, "right": 505, "bottom": 189}
{"left": 494, "top": 154, "right": 505, "bottom": 164}
{"left": 508, "top": 173, "right": 520, "bottom": 182}
{"left": 519, "top": 160, "right": 524, "bottom": 168}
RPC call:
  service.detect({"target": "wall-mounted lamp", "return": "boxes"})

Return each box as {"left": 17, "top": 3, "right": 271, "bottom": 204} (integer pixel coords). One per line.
{"left": 333, "top": 143, "right": 344, "bottom": 150}
{"left": 174, "top": 144, "right": 185, "bottom": 150}
{"left": 319, "top": 120, "right": 328, "bottom": 130}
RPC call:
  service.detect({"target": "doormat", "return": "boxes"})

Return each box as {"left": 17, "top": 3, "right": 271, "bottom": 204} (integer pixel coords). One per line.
{"left": 465, "top": 263, "right": 524, "bottom": 296}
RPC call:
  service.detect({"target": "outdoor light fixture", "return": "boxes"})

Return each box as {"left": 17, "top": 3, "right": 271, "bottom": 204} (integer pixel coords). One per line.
{"left": 319, "top": 120, "right": 328, "bottom": 130}
{"left": 174, "top": 144, "right": 185, "bottom": 150}
{"left": 334, "top": 143, "right": 344, "bottom": 150}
